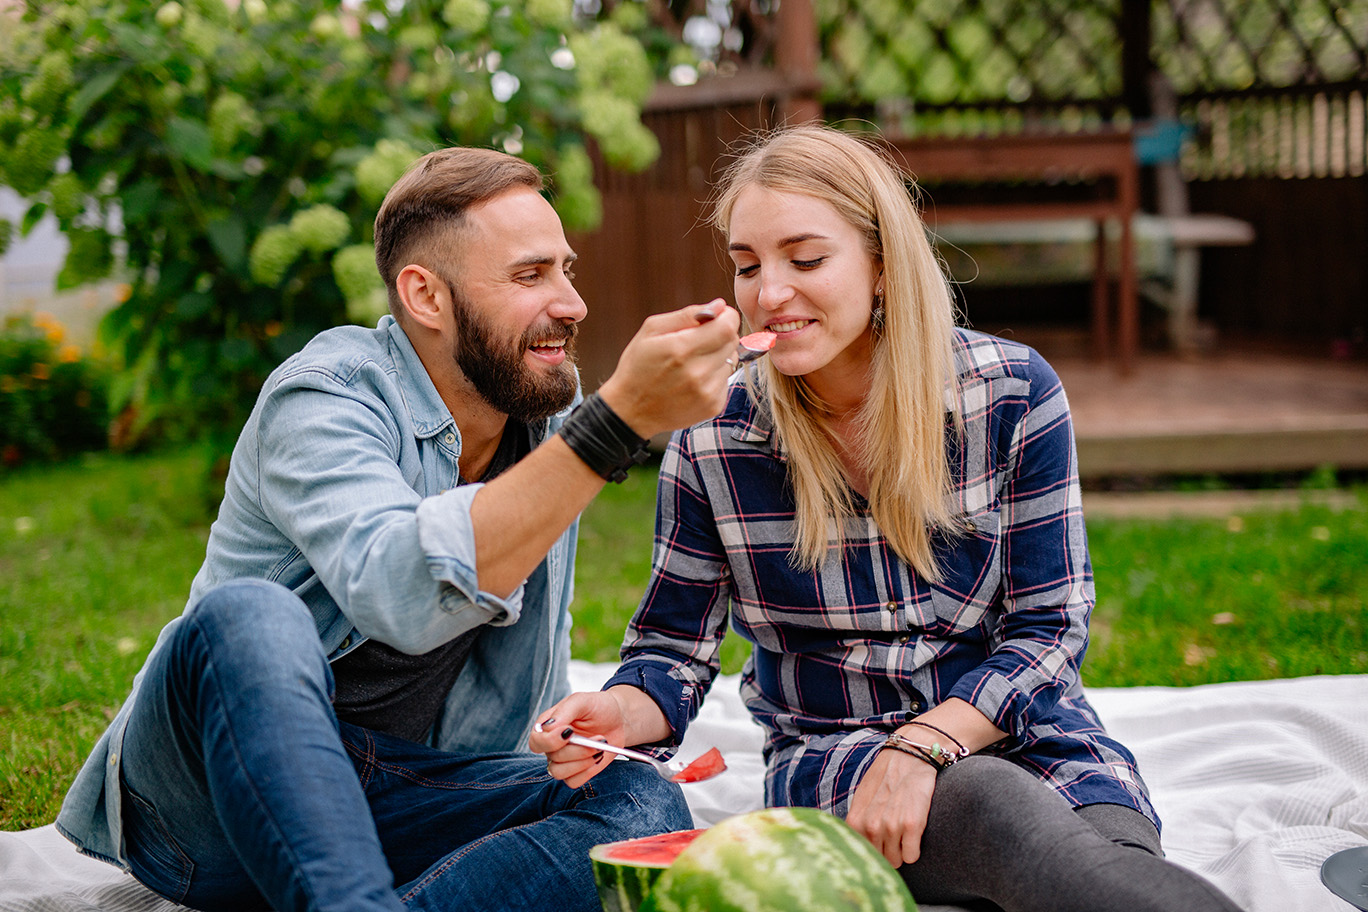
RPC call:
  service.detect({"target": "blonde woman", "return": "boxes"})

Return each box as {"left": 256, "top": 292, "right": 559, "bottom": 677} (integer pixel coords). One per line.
{"left": 531, "top": 125, "right": 1242, "bottom": 912}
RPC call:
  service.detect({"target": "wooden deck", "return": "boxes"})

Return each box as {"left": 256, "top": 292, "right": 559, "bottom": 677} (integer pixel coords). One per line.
{"left": 1038, "top": 336, "right": 1368, "bottom": 481}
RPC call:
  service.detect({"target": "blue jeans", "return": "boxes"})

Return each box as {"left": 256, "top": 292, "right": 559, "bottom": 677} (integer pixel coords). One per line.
{"left": 118, "top": 579, "right": 692, "bottom": 912}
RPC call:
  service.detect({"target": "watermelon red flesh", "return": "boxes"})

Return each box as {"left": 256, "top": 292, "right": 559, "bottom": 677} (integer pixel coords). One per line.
{"left": 589, "top": 829, "right": 705, "bottom": 912}
{"left": 739, "top": 331, "right": 776, "bottom": 351}
{"left": 736, "top": 331, "right": 777, "bottom": 363}
{"left": 670, "top": 747, "right": 726, "bottom": 783}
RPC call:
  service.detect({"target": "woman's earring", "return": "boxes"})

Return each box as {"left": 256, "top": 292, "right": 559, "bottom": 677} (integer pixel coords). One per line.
{"left": 871, "top": 289, "right": 886, "bottom": 331}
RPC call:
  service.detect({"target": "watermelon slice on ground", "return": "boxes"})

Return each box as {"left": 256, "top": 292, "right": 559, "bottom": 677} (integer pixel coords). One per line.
{"left": 589, "top": 828, "right": 705, "bottom": 912}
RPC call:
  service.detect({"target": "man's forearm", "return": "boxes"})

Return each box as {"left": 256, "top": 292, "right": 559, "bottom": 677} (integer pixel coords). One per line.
{"left": 468, "top": 301, "right": 740, "bottom": 599}
{"left": 468, "top": 433, "right": 608, "bottom": 598}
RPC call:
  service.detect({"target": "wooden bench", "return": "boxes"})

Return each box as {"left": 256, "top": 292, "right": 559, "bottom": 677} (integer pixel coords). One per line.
{"left": 891, "top": 130, "right": 1143, "bottom": 372}
{"left": 892, "top": 124, "right": 1256, "bottom": 370}
{"left": 929, "top": 212, "right": 1255, "bottom": 352}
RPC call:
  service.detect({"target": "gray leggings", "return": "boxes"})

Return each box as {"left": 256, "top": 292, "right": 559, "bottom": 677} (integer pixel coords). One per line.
{"left": 900, "top": 755, "right": 1245, "bottom": 912}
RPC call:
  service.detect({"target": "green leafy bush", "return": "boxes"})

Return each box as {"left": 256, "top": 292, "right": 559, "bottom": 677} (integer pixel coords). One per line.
{"left": 0, "top": 313, "right": 110, "bottom": 468}
{"left": 0, "top": 0, "right": 665, "bottom": 442}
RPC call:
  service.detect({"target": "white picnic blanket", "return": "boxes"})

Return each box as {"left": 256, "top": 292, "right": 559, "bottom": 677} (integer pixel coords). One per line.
{"left": 2, "top": 665, "right": 1365, "bottom": 912}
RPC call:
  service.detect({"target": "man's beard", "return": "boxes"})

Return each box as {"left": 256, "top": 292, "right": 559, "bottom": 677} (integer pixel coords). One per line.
{"left": 452, "top": 294, "right": 579, "bottom": 424}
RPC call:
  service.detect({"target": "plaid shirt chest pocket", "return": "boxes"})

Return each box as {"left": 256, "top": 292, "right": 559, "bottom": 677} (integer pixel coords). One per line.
{"left": 924, "top": 506, "right": 1003, "bottom": 635}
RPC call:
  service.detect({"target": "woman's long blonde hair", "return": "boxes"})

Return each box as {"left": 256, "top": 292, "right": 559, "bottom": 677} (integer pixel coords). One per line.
{"left": 710, "top": 125, "right": 961, "bottom": 580}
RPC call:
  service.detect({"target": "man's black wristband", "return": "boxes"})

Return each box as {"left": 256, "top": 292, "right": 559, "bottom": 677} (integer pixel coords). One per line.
{"left": 558, "top": 393, "right": 652, "bottom": 483}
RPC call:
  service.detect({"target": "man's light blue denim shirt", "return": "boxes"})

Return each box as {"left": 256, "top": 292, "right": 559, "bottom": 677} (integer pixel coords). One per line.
{"left": 57, "top": 315, "right": 579, "bottom": 867}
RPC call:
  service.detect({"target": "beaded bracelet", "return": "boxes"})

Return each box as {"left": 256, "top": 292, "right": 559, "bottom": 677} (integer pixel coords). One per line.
{"left": 880, "top": 734, "right": 948, "bottom": 772}
{"left": 902, "top": 720, "right": 969, "bottom": 759}
{"left": 558, "top": 393, "right": 652, "bottom": 483}
{"left": 882, "top": 732, "right": 965, "bottom": 771}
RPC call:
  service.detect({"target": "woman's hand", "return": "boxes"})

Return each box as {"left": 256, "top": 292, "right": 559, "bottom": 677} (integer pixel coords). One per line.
{"left": 846, "top": 701, "right": 1006, "bottom": 866}
{"left": 528, "top": 685, "right": 672, "bottom": 789}
{"left": 844, "top": 746, "right": 940, "bottom": 867}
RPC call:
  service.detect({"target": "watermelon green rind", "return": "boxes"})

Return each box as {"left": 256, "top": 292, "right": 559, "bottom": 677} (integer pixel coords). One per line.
{"left": 589, "top": 828, "right": 705, "bottom": 912}
{"left": 591, "top": 861, "right": 658, "bottom": 912}
{"left": 642, "top": 807, "right": 918, "bottom": 912}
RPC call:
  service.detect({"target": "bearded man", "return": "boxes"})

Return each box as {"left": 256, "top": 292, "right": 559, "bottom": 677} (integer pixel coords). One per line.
{"left": 56, "top": 147, "right": 741, "bottom": 912}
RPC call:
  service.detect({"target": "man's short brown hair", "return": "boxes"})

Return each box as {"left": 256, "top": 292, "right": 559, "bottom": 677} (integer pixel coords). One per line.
{"left": 373, "top": 147, "right": 544, "bottom": 314}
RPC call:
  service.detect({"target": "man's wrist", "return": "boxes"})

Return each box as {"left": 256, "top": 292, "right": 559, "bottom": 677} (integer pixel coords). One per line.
{"left": 557, "top": 393, "right": 651, "bottom": 483}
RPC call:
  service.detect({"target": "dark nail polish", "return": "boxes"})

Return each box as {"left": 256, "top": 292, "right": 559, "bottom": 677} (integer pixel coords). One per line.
{"left": 561, "top": 727, "right": 574, "bottom": 739}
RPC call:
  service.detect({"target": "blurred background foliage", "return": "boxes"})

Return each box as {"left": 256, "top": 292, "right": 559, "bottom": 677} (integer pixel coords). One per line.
{"left": 0, "top": 0, "right": 684, "bottom": 452}
{"left": 0, "top": 311, "right": 109, "bottom": 467}
{"left": 3, "top": 0, "right": 1364, "bottom": 460}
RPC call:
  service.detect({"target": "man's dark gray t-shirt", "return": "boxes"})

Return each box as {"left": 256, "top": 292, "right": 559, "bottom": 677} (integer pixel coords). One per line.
{"left": 330, "top": 420, "right": 530, "bottom": 743}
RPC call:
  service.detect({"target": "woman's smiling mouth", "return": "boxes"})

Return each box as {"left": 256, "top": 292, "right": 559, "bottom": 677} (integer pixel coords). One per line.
{"left": 767, "top": 319, "right": 815, "bottom": 334}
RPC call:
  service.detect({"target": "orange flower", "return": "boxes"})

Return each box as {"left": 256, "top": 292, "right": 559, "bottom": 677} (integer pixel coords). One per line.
{"left": 58, "top": 344, "right": 82, "bottom": 363}
{"left": 31, "top": 362, "right": 51, "bottom": 380}
{"left": 264, "top": 320, "right": 284, "bottom": 338}
{"left": 0, "top": 376, "right": 15, "bottom": 394}
{"left": 33, "top": 312, "right": 65, "bottom": 343}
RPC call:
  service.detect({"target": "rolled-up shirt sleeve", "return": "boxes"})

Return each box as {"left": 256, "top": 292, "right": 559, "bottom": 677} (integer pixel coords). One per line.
{"left": 605, "top": 430, "right": 731, "bottom": 744}
{"left": 255, "top": 374, "right": 522, "bottom": 655}
{"left": 945, "top": 360, "right": 1093, "bottom": 737}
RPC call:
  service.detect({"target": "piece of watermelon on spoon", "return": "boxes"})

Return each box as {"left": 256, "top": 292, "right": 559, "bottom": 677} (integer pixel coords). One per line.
{"left": 735, "top": 331, "right": 776, "bottom": 364}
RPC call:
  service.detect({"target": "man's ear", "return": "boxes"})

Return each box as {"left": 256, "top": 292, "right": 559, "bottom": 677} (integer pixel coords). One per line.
{"left": 394, "top": 265, "right": 448, "bottom": 331}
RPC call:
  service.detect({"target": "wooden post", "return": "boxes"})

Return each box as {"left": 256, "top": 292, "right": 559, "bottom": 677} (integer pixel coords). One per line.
{"left": 1121, "top": 0, "right": 1153, "bottom": 118}
{"left": 774, "top": 0, "right": 822, "bottom": 124}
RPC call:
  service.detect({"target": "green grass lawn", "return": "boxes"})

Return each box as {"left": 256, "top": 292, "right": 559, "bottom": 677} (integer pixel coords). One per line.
{"left": 2, "top": 447, "right": 1365, "bottom": 829}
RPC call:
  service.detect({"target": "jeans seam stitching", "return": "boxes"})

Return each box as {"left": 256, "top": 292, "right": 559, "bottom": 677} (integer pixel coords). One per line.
{"left": 363, "top": 758, "right": 554, "bottom": 791}
{"left": 191, "top": 612, "right": 325, "bottom": 912}
{"left": 123, "top": 787, "right": 197, "bottom": 901}
{"left": 397, "top": 819, "right": 543, "bottom": 903}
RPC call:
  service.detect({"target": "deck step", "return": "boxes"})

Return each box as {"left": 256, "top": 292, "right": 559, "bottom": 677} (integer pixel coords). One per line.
{"left": 1077, "top": 419, "right": 1368, "bottom": 479}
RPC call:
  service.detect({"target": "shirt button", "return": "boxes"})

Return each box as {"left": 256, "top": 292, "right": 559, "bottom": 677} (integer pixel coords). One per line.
{"left": 910, "top": 702, "right": 922, "bottom": 711}
{"left": 886, "top": 601, "right": 898, "bottom": 612}
{"left": 443, "top": 432, "right": 456, "bottom": 444}
{"left": 109, "top": 754, "right": 118, "bottom": 765}
{"left": 339, "top": 636, "right": 352, "bottom": 650}
{"left": 898, "top": 635, "right": 910, "bottom": 644}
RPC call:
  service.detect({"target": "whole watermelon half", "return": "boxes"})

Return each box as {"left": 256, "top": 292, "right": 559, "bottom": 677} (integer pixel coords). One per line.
{"left": 639, "top": 807, "right": 918, "bottom": 912}
{"left": 589, "top": 828, "right": 706, "bottom": 912}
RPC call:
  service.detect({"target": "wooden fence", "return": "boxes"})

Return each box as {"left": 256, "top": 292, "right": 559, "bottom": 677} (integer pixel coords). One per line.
{"left": 566, "top": 0, "right": 1368, "bottom": 386}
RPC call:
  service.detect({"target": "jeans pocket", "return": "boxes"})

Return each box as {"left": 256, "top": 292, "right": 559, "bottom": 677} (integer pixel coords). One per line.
{"left": 121, "top": 779, "right": 196, "bottom": 904}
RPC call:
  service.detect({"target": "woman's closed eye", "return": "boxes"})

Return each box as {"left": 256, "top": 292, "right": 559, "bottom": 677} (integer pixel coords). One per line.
{"left": 735, "top": 256, "right": 825, "bottom": 278}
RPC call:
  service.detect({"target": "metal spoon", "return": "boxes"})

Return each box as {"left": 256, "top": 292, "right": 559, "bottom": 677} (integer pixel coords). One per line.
{"left": 535, "top": 723, "right": 727, "bottom": 784}
{"left": 735, "top": 331, "right": 777, "bottom": 364}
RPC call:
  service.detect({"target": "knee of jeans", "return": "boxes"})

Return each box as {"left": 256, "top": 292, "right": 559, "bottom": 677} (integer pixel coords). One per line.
{"left": 593, "top": 763, "right": 694, "bottom": 836}
{"left": 191, "top": 579, "right": 313, "bottom": 634}
{"left": 180, "top": 580, "right": 327, "bottom": 679}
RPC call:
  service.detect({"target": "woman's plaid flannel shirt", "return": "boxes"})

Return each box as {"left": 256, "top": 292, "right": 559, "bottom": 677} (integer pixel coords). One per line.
{"left": 604, "top": 329, "right": 1158, "bottom": 825}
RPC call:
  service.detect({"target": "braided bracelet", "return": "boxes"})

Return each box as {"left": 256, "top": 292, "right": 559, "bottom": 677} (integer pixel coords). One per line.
{"left": 558, "top": 393, "right": 652, "bottom": 483}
